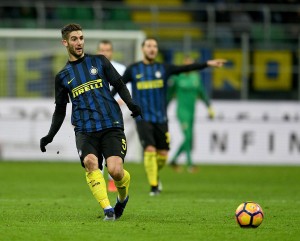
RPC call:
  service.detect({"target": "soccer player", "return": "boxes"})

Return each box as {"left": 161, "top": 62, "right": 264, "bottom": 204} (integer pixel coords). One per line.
{"left": 97, "top": 39, "right": 127, "bottom": 192}
{"left": 112, "top": 37, "right": 226, "bottom": 196}
{"left": 40, "top": 23, "right": 142, "bottom": 221}
{"left": 168, "top": 55, "right": 215, "bottom": 173}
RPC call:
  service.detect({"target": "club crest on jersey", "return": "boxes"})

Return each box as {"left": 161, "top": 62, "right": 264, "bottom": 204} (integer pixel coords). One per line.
{"left": 90, "top": 66, "right": 98, "bottom": 75}
{"left": 155, "top": 71, "right": 161, "bottom": 78}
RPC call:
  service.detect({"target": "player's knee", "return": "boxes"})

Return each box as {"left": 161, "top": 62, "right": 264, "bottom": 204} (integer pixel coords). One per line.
{"left": 110, "top": 169, "right": 123, "bottom": 181}
{"left": 83, "top": 154, "right": 98, "bottom": 171}
{"left": 107, "top": 157, "right": 123, "bottom": 181}
{"left": 145, "top": 145, "right": 156, "bottom": 152}
{"left": 157, "top": 150, "right": 168, "bottom": 157}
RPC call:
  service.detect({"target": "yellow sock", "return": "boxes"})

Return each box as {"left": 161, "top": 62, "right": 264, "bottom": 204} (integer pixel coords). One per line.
{"left": 144, "top": 151, "right": 158, "bottom": 186}
{"left": 86, "top": 169, "right": 111, "bottom": 209}
{"left": 157, "top": 154, "right": 167, "bottom": 171}
{"left": 114, "top": 169, "right": 130, "bottom": 202}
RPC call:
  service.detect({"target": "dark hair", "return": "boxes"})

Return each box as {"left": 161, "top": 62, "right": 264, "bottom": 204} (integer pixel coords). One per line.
{"left": 61, "top": 23, "right": 82, "bottom": 39}
{"left": 141, "top": 37, "right": 158, "bottom": 47}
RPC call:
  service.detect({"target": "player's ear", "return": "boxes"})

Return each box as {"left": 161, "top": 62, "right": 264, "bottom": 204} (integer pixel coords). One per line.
{"left": 61, "top": 39, "right": 68, "bottom": 47}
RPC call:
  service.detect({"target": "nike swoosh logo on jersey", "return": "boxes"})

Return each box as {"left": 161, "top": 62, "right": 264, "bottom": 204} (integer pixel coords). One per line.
{"left": 135, "top": 74, "right": 143, "bottom": 79}
{"left": 68, "top": 77, "right": 75, "bottom": 84}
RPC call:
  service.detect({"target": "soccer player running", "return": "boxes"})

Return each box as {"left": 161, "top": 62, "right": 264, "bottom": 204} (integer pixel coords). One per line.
{"left": 113, "top": 37, "right": 226, "bottom": 196}
{"left": 40, "top": 23, "right": 142, "bottom": 221}
{"left": 97, "top": 39, "right": 127, "bottom": 192}
{"left": 168, "top": 55, "right": 215, "bottom": 173}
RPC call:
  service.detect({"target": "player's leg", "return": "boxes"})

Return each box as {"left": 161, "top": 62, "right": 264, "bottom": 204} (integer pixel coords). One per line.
{"left": 136, "top": 121, "right": 159, "bottom": 195}
{"left": 155, "top": 123, "right": 170, "bottom": 192}
{"left": 157, "top": 151, "right": 168, "bottom": 172}
{"left": 169, "top": 121, "right": 186, "bottom": 171}
{"left": 169, "top": 144, "right": 184, "bottom": 172}
{"left": 156, "top": 150, "right": 167, "bottom": 191}
{"left": 144, "top": 146, "right": 159, "bottom": 195}
{"left": 186, "top": 120, "right": 198, "bottom": 173}
{"left": 107, "top": 173, "right": 117, "bottom": 192}
{"left": 170, "top": 119, "right": 187, "bottom": 172}
{"left": 102, "top": 128, "right": 130, "bottom": 219}
{"left": 76, "top": 132, "right": 114, "bottom": 221}
{"left": 84, "top": 154, "right": 115, "bottom": 220}
{"left": 183, "top": 120, "right": 193, "bottom": 167}
{"left": 170, "top": 143, "right": 183, "bottom": 165}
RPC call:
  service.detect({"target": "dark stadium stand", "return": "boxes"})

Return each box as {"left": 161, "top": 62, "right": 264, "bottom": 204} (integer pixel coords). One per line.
{"left": 0, "top": 0, "right": 299, "bottom": 42}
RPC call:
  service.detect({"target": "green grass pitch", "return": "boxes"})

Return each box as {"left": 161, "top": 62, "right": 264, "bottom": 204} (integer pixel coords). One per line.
{"left": 0, "top": 161, "right": 300, "bottom": 241}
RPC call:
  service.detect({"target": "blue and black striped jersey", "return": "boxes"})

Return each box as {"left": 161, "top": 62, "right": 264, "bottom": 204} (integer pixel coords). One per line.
{"left": 55, "top": 54, "right": 124, "bottom": 132}
{"left": 122, "top": 61, "right": 208, "bottom": 124}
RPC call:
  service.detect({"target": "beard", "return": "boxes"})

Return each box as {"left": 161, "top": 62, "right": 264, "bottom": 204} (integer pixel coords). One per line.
{"left": 144, "top": 52, "right": 156, "bottom": 62}
{"left": 68, "top": 46, "right": 83, "bottom": 59}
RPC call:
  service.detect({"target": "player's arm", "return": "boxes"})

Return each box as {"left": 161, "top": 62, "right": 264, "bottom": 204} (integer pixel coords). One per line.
{"left": 198, "top": 80, "right": 210, "bottom": 108}
{"left": 111, "top": 78, "right": 142, "bottom": 118}
{"left": 196, "top": 80, "right": 215, "bottom": 119}
{"left": 167, "top": 59, "right": 227, "bottom": 76}
{"left": 110, "top": 65, "right": 131, "bottom": 97}
{"left": 103, "top": 57, "right": 142, "bottom": 118}
{"left": 40, "top": 103, "right": 67, "bottom": 152}
{"left": 198, "top": 85, "right": 215, "bottom": 119}
{"left": 40, "top": 75, "right": 68, "bottom": 152}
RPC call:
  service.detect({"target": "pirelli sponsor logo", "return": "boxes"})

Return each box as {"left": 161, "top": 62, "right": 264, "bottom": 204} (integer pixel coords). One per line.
{"left": 72, "top": 79, "right": 103, "bottom": 98}
{"left": 136, "top": 79, "right": 163, "bottom": 90}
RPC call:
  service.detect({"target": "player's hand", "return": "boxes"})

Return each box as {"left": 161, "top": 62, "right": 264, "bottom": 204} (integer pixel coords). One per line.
{"left": 207, "top": 59, "right": 227, "bottom": 68}
{"left": 208, "top": 106, "right": 215, "bottom": 119}
{"left": 127, "top": 102, "right": 143, "bottom": 118}
{"left": 40, "top": 135, "right": 53, "bottom": 152}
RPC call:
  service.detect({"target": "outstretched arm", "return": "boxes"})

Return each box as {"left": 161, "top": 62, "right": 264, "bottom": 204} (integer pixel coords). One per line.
{"left": 167, "top": 59, "right": 227, "bottom": 76}
{"left": 40, "top": 103, "right": 66, "bottom": 152}
{"left": 206, "top": 59, "right": 227, "bottom": 68}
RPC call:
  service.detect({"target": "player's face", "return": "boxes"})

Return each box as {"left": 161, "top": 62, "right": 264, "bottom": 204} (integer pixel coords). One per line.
{"left": 183, "top": 56, "right": 194, "bottom": 65}
{"left": 97, "top": 43, "right": 113, "bottom": 60}
{"left": 142, "top": 39, "right": 158, "bottom": 63}
{"left": 62, "top": 30, "right": 84, "bottom": 61}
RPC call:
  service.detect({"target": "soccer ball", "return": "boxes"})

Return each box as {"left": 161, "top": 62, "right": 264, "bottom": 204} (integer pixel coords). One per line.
{"left": 235, "top": 201, "right": 264, "bottom": 228}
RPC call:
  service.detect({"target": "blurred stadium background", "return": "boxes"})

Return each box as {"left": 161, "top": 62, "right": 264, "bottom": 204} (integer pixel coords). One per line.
{"left": 0, "top": 0, "right": 299, "bottom": 165}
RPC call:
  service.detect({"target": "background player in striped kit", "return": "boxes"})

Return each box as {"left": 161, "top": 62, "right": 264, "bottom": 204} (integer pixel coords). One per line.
{"left": 40, "top": 23, "right": 142, "bottom": 220}
{"left": 113, "top": 37, "right": 226, "bottom": 196}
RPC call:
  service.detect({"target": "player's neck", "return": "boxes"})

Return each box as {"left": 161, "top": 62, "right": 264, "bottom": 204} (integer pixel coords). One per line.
{"left": 143, "top": 58, "right": 155, "bottom": 65}
{"left": 69, "top": 53, "right": 84, "bottom": 62}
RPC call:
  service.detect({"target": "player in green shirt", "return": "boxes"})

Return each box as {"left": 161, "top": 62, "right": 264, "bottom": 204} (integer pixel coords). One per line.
{"left": 168, "top": 55, "right": 215, "bottom": 173}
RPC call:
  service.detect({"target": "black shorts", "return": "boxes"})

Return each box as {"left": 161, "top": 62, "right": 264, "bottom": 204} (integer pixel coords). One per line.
{"left": 75, "top": 128, "right": 127, "bottom": 169}
{"left": 136, "top": 121, "right": 170, "bottom": 150}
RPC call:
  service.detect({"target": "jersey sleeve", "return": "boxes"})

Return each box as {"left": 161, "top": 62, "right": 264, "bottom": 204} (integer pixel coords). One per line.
{"left": 101, "top": 55, "right": 122, "bottom": 84}
{"left": 165, "top": 62, "right": 208, "bottom": 76}
{"left": 110, "top": 65, "right": 132, "bottom": 97}
{"left": 55, "top": 74, "right": 69, "bottom": 104}
{"left": 198, "top": 84, "right": 210, "bottom": 107}
{"left": 121, "top": 66, "right": 132, "bottom": 84}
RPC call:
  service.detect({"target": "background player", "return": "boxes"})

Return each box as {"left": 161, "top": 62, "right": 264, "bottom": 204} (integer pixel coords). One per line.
{"left": 167, "top": 55, "right": 215, "bottom": 173}
{"left": 112, "top": 37, "right": 226, "bottom": 196}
